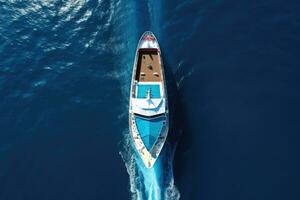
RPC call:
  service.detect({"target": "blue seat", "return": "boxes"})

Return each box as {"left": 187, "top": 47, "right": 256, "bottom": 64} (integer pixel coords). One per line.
{"left": 135, "top": 115, "right": 165, "bottom": 150}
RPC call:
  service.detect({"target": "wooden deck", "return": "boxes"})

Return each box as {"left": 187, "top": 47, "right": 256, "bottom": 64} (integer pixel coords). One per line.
{"left": 135, "top": 49, "right": 162, "bottom": 82}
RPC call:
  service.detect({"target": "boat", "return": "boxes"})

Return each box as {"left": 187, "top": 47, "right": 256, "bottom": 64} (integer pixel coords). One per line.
{"left": 129, "top": 31, "right": 169, "bottom": 168}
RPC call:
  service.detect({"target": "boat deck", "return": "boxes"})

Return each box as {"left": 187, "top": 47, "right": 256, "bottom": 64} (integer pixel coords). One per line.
{"left": 135, "top": 49, "right": 162, "bottom": 82}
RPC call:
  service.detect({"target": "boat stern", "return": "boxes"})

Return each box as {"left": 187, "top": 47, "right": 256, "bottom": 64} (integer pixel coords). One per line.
{"left": 138, "top": 31, "right": 159, "bottom": 50}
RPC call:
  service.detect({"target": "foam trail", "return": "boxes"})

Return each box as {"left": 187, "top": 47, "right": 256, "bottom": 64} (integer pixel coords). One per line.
{"left": 120, "top": 133, "right": 180, "bottom": 200}
{"left": 146, "top": 0, "right": 162, "bottom": 37}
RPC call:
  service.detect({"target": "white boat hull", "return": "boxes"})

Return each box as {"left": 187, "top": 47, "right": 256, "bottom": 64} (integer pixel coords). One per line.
{"left": 129, "top": 31, "right": 169, "bottom": 168}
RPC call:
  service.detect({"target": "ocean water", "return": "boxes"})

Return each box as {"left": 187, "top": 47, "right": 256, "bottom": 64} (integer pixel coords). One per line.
{"left": 1, "top": 0, "right": 300, "bottom": 200}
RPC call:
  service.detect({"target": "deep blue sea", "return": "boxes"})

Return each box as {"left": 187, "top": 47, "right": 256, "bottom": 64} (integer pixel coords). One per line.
{"left": 1, "top": 0, "right": 300, "bottom": 199}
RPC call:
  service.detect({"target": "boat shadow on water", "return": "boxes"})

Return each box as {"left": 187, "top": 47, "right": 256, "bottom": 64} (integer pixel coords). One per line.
{"left": 163, "top": 56, "right": 198, "bottom": 199}
{"left": 157, "top": 56, "right": 185, "bottom": 199}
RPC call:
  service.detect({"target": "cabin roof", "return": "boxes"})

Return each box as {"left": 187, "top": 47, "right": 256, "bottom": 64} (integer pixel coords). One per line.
{"left": 136, "top": 49, "right": 162, "bottom": 82}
